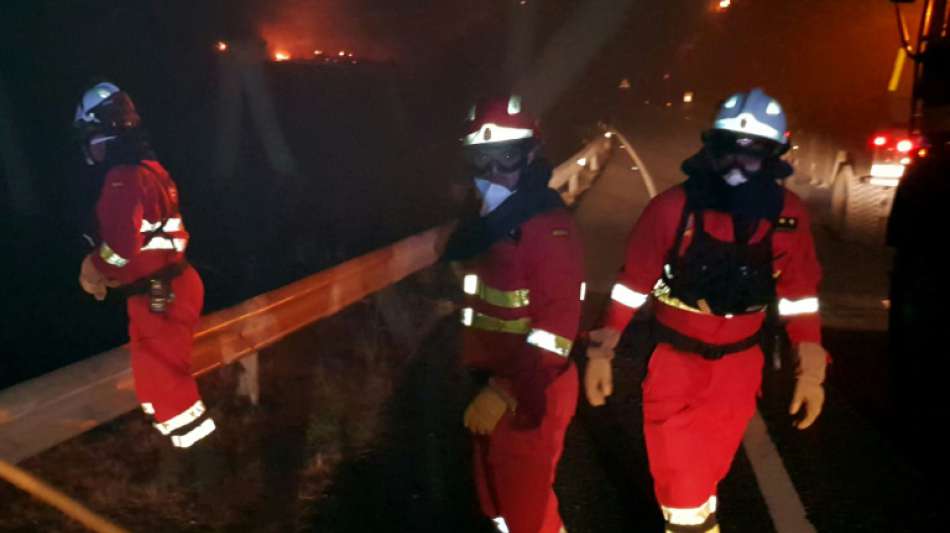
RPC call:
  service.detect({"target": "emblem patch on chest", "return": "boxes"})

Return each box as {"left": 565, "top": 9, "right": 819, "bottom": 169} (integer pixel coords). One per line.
{"left": 776, "top": 216, "right": 798, "bottom": 231}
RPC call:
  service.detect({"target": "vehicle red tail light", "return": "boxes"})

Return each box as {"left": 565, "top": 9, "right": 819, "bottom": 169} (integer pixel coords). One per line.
{"left": 872, "top": 135, "right": 887, "bottom": 146}
{"left": 896, "top": 139, "right": 914, "bottom": 153}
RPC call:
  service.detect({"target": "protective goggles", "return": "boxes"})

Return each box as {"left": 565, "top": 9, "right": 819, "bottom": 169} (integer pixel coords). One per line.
{"left": 463, "top": 141, "right": 531, "bottom": 173}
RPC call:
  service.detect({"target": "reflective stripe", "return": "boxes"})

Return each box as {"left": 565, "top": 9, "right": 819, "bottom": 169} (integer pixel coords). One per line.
{"left": 140, "top": 217, "right": 182, "bottom": 233}
{"left": 778, "top": 297, "right": 819, "bottom": 316}
{"left": 715, "top": 112, "right": 782, "bottom": 142}
{"left": 611, "top": 283, "right": 648, "bottom": 309}
{"left": 662, "top": 496, "right": 717, "bottom": 526}
{"left": 141, "top": 237, "right": 187, "bottom": 252}
{"left": 171, "top": 418, "right": 216, "bottom": 449}
{"left": 464, "top": 123, "right": 534, "bottom": 145}
{"left": 526, "top": 328, "right": 573, "bottom": 357}
{"left": 141, "top": 403, "right": 155, "bottom": 416}
{"left": 580, "top": 282, "right": 587, "bottom": 302}
{"left": 99, "top": 242, "right": 129, "bottom": 267}
{"left": 154, "top": 400, "right": 206, "bottom": 436}
{"left": 461, "top": 274, "right": 530, "bottom": 308}
{"left": 460, "top": 307, "right": 532, "bottom": 334}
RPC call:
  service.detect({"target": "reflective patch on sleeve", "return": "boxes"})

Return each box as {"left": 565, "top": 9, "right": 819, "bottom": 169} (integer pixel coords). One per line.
{"left": 611, "top": 283, "right": 648, "bottom": 309}
{"left": 526, "top": 328, "right": 573, "bottom": 357}
{"left": 778, "top": 297, "right": 819, "bottom": 316}
{"left": 99, "top": 242, "right": 129, "bottom": 267}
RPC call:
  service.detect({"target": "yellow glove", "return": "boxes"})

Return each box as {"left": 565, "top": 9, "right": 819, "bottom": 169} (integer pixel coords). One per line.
{"left": 464, "top": 384, "right": 515, "bottom": 435}
{"left": 585, "top": 357, "right": 614, "bottom": 407}
{"left": 789, "top": 342, "right": 828, "bottom": 430}
{"left": 587, "top": 327, "right": 621, "bottom": 360}
{"left": 79, "top": 255, "right": 107, "bottom": 301}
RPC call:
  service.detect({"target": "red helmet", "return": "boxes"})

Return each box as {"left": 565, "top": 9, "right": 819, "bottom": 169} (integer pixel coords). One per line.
{"left": 462, "top": 95, "right": 538, "bottom": 146}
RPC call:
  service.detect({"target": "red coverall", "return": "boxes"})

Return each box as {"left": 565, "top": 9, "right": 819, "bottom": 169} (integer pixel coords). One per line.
{"left": 601, "top": 185, "right": 821, "bottom": 512}
{"left": 90, "top": 160, "right": 213, "bottom": 448}
{"left": 460, "top": 208, "right": 584, "bottom": 533}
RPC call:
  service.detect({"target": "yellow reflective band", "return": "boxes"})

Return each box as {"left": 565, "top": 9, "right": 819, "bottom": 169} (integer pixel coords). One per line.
{"left": 99, "top": 242, "right": 129, "bottom": 267}
{"left": 662, "top": 496, "right": 718, "bottom": 527}
{"left": 460, "top": 307, "right": 532, "bottom": 335}
{"left": 154, "top": 400, "right": 206, "bottom": 436}
{"left": 611, "top": 283, "right": 648, "bottom": 309}
{"left": 171, "top": 418, "right": 216, "bottom": 449}
{"left": 526, "top": 328, "right": 573, "bottom": 357}
{"left": 462, "top": 275, "right": 530, "bottom": 308}
{"left": 778, "top": 297, "right": 819, "bottom": 316}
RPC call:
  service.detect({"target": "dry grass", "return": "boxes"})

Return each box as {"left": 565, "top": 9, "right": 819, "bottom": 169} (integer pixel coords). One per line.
{"left": 0, "top": 282, "right": 440, "bottom": 532}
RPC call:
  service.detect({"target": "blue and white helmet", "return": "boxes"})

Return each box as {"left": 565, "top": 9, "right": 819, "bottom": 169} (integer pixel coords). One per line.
{"left": 712, "top": 88, "right": 788, "bottom": 145}
{"left": 73, "top": 81, "right": 141, "bottom": 140}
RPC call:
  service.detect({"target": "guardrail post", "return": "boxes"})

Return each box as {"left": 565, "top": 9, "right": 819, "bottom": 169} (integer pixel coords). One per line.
{"left": 236, "top": 352, "right": 260, "bottom": 406}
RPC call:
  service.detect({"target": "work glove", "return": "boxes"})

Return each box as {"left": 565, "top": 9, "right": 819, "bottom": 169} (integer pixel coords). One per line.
{"left": 464, "top": 383, "right": 516, "bottom": 435}
{"left": 79, "top": 255, "right": 107, "bottom": 301}
{"left": 789, "top": 342, "right": 828, "bottom": 430}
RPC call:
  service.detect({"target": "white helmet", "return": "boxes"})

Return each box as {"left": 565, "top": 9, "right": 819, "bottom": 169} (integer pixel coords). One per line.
{"left": 712, "top": 88, "right": 788, "bottom": 145}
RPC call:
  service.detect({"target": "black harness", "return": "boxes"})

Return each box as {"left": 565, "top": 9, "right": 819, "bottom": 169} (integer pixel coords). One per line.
{"left": 656, "top": 197, "right": 782, "bottom": 359}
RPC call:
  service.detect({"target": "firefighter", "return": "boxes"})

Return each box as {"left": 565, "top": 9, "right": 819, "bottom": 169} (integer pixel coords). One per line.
{"left": 584, "top": 89, "right": 828, "bottom": 533}
{"left": 74, "top": 82, "right": 216, "bottom": 452}
{"left": 444, "top": 95, "right": 584, "bottom": 533}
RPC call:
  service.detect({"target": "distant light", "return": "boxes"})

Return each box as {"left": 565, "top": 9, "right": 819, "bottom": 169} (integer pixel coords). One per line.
{"left": 918, "top": 148, "right": 929, "bottom": 158}
{"left": 792, "top": 145, "right": 800, "bottom": 150}
{"left": 683, "top": 91, "right": 694, "bottom": 103}
{"left": 577, "top": 157, "right": 588, "bottom": 167}
{"left": 339, "top": 50, "right": 346, "bottom": 57}
{"left": 274, "top": 51, "right": 291, "bottom": 62}
{"left": 665, "top": 101, "right": 673, "bottom": 108}
{"left": 872, "top": 135, "right": 887, "bottom": 147}
{"left": 662, "top": 73, "right": 671, "bottom": 80}
{"left": 719, "top": 0, "right": 732, "bottom": 9}
{"left": 604, "top": 132, "right": 613, "bottom": 138}
{"left": 520, "top": 0, "right": 527, "bottom": 5}
{"left": 900, "top": 156, "right": 912, "bottom": 165}
{"left": 215, "top": 41, "right": 228, "bottom": 52}
{"left": 896, "top": 139, "right": 914, "bottom": 153}
{"left": 314, "top": 50, "right": 324, "bottom": 56}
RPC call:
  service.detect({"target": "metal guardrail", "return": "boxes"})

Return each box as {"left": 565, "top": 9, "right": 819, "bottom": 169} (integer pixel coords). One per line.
{"left": 0, "top": 135, "right": 615, "bottom": 466}
{"left": 0, "top": 224, "right": 454, "bottom": 464}
{"left": 549, "top": 135, "right": 614, "bottom": 203}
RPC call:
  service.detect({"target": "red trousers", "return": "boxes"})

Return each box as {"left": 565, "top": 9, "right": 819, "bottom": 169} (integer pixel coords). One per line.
{"left": 473, "top": 364, "right": 578, "bottom": 533}
{"left": 642, "top": 343, "right": 763, "bottom": 508}
{"left": 127, "top": 266, "right": 204, "bottom": 424}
